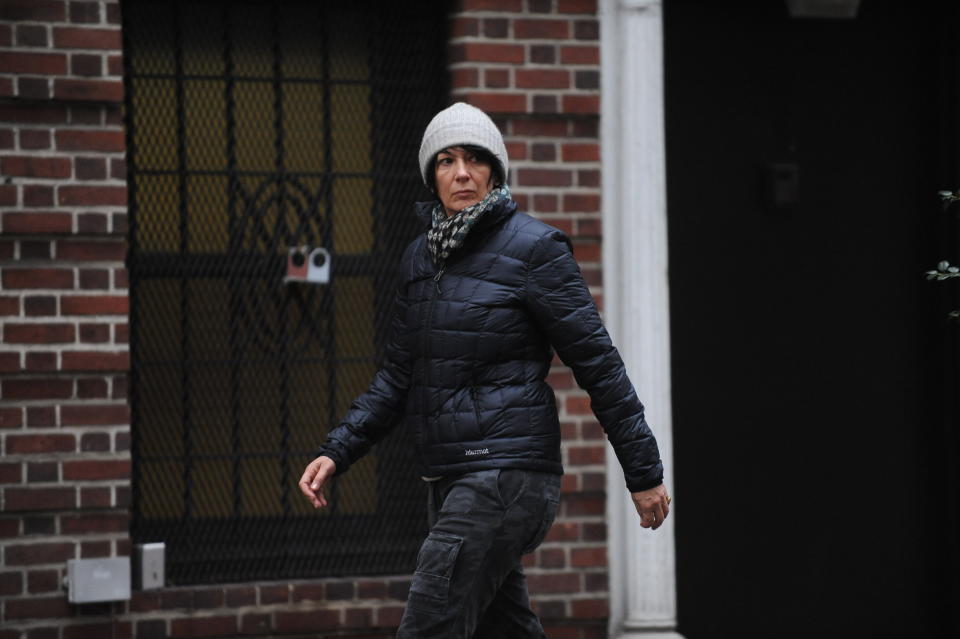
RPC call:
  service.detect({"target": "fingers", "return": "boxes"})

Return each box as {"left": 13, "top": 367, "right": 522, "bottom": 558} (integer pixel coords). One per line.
{"left": 297, "top": 458, "right": 333, "bottom": 509}
{"left": 632, "top": 488, "right": 671, "bottom": 530}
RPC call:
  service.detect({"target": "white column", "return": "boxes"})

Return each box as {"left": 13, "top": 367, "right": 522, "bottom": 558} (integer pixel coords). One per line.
{"left": 600, "top": 0, "right": 681, "bottom": 637}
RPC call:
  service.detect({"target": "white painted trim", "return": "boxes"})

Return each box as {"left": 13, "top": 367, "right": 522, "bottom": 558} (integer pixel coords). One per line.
{"left": 600, "top": 0, "right": 681, "bottom": 637}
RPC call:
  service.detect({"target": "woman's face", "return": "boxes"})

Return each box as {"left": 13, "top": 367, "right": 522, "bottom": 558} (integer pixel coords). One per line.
{"left": 434, "top": 147, "right": 494, "bottom": 217}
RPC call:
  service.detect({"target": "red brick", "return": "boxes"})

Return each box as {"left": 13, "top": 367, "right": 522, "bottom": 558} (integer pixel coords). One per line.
{"left": 562, "top": 143, "right": 600, "bottom": 162}
{"left": 27, "top": 407, "right": 56, "bottom": 427}
{"left": 531, "top": 142, "right": 556, "bottom": 161}
{"left": 450, "top": 16, "right": 479, "bottom": 37}
{"left": 559, "top": 0, "right": 597, "bottom": 12}
{"left": 1, "top": 157, "right": 71, "bottom": 180}
{"left": 225, "top": 585, "right": 256, "bottom": 607}
{"left": 71, "top": 105, "right": 101, "bottom": 124}
{"left": 80, "top": 430, "right": 110, "bottom": 450}
{"left": 0, "top": 296, "right": 20, "bottom": 315}
{"left": 19, "top": 76, "right": 50, "bottom": 100}
{"left": 55, "top": 129, "right": 124, "bottom": 152}
{"left": 562, "top": 94, "right": 600, "bottom": 114}
{"left": 571, "top": 597, "right": 608, "bottom": 619}
{"left": 21, "top": 129, "right": 52, "bottom": 149}
{"left": 564, "top": 194, "right": 601, "bottom": 213}
{"left": 0, "top": 571, "right": 23, "bottom": 596}
{"left": 484, "top": 68, "right": 510, "bottom": 89}
{"left": 532, "top": 94, "right": 558, "bottom": 113}
{"left": 577, "top": 218, "right": 602, "bottom": 237}
{"left": 0, "top": 105, "right": 68, "bottom": 125}
{"left": 451, "top": 42, "right": 524, "bottom": 64}
{"left": 530, "top": 44, "right": 556, "bottom": 64}
{"left": 2, "top": 269, "right": 73, "bottom": 290}
{"left": 61, "top": 403, "right": 129, "bottom": 426}
{"left": 79, "top": 486, "right": 110, "bottom": 508}
{"left": 505, "top": 141, "right": 526, "bottom": 160}
{"left": 274, "top": 610, "right": 341, "bottom": 634}
{"left": 78, "top": 213, "right": 108, "bottom": 233}
{"left": 4, "top": 596, "right": 72, "bottom": 620}
{"left": 62, "top": 351, "right": 129, "bottom": 371}
{"left": 541, "top": 624, "right": 579, "bottom": 639}
{"left": 61, "top": 295, "right": 128, "bottom": 315}
{"left": 344, "top": 607, "right": 373, "bottom": 627}
{"left": 53, "top": 27, "right": 121, "bottom": 50}
{"left": 24, "top": 353, "right": 57, "bottom": 371}
{"left": 584, "top": 572, "right": 608, "bottom": 592}
{"left": 240, "top": 613, "right": 270, "bottom": 635}
{"left": 0, "top": 128, "right": 12, "bottom": 149}
{"left": 0, "top": 52, "right": 67, "bottom": 75}
{"left": 568, "top": 445, "right": 604, "bottom": 466}
{"left": 356, "top": 579, "right": 387, "bottom": 599}
{"left": 483, "top": 17, "right": 509, "bottom": 38}
{"left": 54, "top": 78, "right": 123, "bottom": 102}
{"left": 545, "top": 521, "right": 579, "bottom": 542}
{"left": 0, "top": 23, "right": 9, "bottom": 46}
{"left": 516, "top": 69, "right": 569, "bottom": 89}
{"left": 27, "top": 461, "right": 58, "bottom": 482}
{"left": 0, "top": 462, "right": 21, "bottom": 483}
{"left": 0, "top": 413, "right": 30, "bottom": 440}
{"left": 574, "top": 19, "right": 599, "bottom": 40}
{"left": 69, "top": 1, "right": 101, "bottom": 23}
{"left": 6, "top": 434, "right": 76, "bottom": 454}
{"left": 515, "top": 19, "right": 570, "bottom": 39}
{"left": 512, "top": 119, "right": 568, "bottom": 137}
{"left": 4, "top": 323, "right": 75, "bottom": 344}
{"left": 538, "top": 546, "right": 566, "bottom": 568}
{"left": 516, "top": 168, "right": 572, "bottom": 187}
{"left": 107, "top": 54, "right": 123, "bottom": 76}
{"left": 63, "top": 459, "right": 130, "bottom": 480}
{"left": 0, "top": 519, "right": 20, "bottom": 537}
{"left": 259, "top": 583, "right": 289, "bottom": 604}
{"left": 565, "top": 395, "right": 591, "bottom": 415}
{"left": 110, "top": 157, "right": 126, "bottom": 179}
{"left": 57, "top": 240, "right": 126, "bottom": 261}
{"left": 106, "top": 4, "right": 121, "bottom": 25}
{"left": 463, "top": 92, "right": 526, "bottom": 113}
{"left": 78, "top": 323, "right": 109, "bottom": 343}
{"left": 24, "top": 185, "right": 55, "bottom": 207}
{"left": 4, "top": 213, "right": 72, "bottom": 235}
{"left": 571, "top": 546, "right": 607, "bottom": 567}
{"left": 58, "top": 185, "right": 126, "bottom": 207}
{"left": 75, "top": 156, "right": 107, "bottom": 180}
{"left": 0, "top": 352, "right": 21, "bottom": 373}
{"left": 564, "top": 494, "right": 604, "bottom": 516}
{"left": 170, "top": 616, "right": 238, "bottom": 638}
{"left": 61, "top": 513, "right": 127, "bottom": 534}
{"left": 115, "top": 323, "right": 129, "bottom": 343}
{"left": 291, "top": 583, "right": 325, "bottom": 602}
{"left": 0, "top": 76, "right": 13, "bottom": 97}
{"left": 27, "top": 569, "right": 59, "bottom": 594}
{"left": 79, "top": 269, "right": 109, "bottom": 289}
{"left": 0, "top": 0, "right": 66, "bottom": 21}
{"left": 0, "top": 184, "right": 15, "bottom": 205}
{"left": 460, "top": 0, "right": 521, "bottom": 9}
{"left": 4, "top": 488, "right": 75, "bottom": 513}
{"left": 71, "top": 53, "right": 102, "bottom": 76}
{"left": 527, "top": 572, "right": 580, "bottom": 594}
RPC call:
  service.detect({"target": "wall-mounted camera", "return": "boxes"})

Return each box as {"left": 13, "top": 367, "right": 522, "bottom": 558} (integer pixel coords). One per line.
{"left": 285, "top": 246, "right": 331, "bottom": 285}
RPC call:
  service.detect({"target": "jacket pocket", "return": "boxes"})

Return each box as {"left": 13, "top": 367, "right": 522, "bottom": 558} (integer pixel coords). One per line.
{"left": 407, "top": 533, "right": 463, "bottom": 613}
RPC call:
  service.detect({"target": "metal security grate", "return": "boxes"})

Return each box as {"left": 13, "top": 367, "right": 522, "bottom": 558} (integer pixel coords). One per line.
{"left": 122, "top": 0, "right": 448, "bottom": 584}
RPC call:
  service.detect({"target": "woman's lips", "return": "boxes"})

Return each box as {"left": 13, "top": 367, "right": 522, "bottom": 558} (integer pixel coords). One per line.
{"left": 454, "top": 190, "right": 474, "bottom": 197}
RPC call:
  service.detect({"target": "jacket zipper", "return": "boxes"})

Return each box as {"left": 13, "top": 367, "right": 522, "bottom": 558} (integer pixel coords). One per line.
{"left": 422, "top": 263, "right": 441, "bottom": 448}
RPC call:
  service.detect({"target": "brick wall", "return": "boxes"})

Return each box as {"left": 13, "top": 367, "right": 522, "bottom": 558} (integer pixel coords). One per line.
{"left": 0, "top": 0, "right": 133, "bottom": 637}
{"left": 0, "top": 1, "right": 608, "bottom": 637}
{"left": 449, "top": 0, "right": 609, "bottom": 635}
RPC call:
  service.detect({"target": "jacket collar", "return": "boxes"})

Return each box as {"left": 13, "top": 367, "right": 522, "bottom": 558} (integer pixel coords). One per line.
{"left": 414, "top": 197, "right": 517, "bottom": 232}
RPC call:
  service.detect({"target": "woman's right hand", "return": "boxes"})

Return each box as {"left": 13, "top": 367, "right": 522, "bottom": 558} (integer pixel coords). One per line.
{"left": 298, "top": 456, "right": 337, "bottom": 509}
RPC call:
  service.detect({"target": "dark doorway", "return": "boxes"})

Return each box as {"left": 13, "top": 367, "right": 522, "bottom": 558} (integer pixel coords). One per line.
{"left": 665, "top": 2, "right": 958, "bottom": 636}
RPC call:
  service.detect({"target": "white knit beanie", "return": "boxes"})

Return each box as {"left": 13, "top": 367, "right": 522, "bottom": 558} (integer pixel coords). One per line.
{"left": 418, "top": 102, "right": 509, "bottom": 188}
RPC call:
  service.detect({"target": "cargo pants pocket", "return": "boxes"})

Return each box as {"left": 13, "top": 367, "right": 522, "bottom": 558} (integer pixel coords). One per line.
{"left": 407, "top": 532, "right": 463, "bottom": 613}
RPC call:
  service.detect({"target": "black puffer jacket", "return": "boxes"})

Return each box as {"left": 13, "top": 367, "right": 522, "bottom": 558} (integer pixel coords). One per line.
{"left": 317, "top": 199, "right": 663, "bottom": 492}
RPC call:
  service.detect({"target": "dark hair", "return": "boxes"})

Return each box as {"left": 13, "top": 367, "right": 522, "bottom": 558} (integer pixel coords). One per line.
{"left": 426, "top": 144, "right": 504, "bottom": 193}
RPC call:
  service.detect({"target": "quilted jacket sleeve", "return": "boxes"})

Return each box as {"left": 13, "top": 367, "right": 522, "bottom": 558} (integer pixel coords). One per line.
{"left": 525, "top": 230, "right": 664, "bottom": 492}
{"left": 315, "top": 284, "right": 412, "bottom": 476}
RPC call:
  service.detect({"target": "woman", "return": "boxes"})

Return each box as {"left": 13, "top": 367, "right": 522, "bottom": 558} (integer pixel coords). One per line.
{"left": 299, "top": 102, "right": 670, "bottom": 638}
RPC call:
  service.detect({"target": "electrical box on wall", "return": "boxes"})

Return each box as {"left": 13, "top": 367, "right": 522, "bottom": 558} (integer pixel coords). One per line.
{"left": 134, "top": 542, "right": 165, "bottom": 590}
{"left": 65, "top": 558, "right": 130, "bottom": 603}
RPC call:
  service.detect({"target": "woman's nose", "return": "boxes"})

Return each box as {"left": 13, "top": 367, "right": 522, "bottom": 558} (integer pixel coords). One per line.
{"left": 454, "top": 160, "right": 470, "bottom": 179}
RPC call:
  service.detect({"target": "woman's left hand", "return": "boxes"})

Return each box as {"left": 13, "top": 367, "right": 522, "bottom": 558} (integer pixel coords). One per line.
{"left": 631, "top": 484, "right": 671, "bottom": 530}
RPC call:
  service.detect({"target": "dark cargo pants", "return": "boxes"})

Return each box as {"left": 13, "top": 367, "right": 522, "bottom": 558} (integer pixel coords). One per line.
{"left": 396, "top": 468, "right": 562, "bottom": 639}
